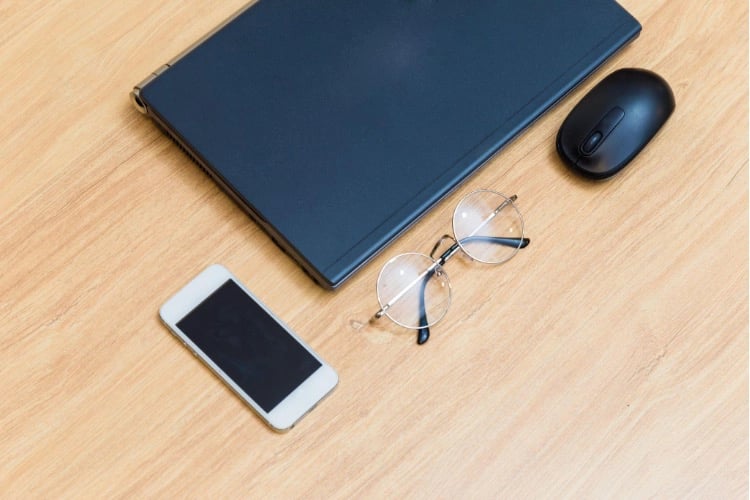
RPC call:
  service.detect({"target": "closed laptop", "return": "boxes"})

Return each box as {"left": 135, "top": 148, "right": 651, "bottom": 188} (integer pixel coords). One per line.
{"left": 132, "top": 0, "right": 640, "bottom": 288}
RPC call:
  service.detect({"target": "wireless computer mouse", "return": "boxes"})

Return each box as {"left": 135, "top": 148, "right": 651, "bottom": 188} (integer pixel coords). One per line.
{"left": 556, "top": 68, "right": 675, "bottom": 179}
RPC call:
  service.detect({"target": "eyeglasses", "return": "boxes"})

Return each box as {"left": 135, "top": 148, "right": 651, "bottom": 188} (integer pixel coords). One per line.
{"left": 369, "top": 189, "right": 529, "bottom": 345}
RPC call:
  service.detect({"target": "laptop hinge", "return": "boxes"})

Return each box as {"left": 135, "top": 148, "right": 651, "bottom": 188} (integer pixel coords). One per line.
{"left": 130, "top": 64, "right": 171, "bottom": 114}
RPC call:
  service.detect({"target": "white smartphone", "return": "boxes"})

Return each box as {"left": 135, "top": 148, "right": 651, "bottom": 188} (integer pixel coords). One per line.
{"left": 159, "top": 264, "right": 338, "bottom": 431}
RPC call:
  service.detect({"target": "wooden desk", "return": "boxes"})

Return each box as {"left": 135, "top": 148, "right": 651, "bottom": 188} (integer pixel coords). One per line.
{"left": 1, "top": 1, "right": 747, "bottom": 496}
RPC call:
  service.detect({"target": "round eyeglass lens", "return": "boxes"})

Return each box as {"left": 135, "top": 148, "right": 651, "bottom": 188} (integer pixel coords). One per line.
{"left": 452, "top": 190, "right": 525, "bottom": 264}
{"left": 375, "top": 253, "right": 451, "bottom": 330}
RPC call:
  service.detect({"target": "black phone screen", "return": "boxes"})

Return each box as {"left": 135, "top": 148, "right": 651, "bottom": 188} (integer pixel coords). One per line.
{"left": 177, "top": 279, "right": 321, "bottom": 412}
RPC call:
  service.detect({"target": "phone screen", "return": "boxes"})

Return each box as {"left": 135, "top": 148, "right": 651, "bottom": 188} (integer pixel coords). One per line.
{"left": 177, "top": 279, "right": 321, "bottom": 412}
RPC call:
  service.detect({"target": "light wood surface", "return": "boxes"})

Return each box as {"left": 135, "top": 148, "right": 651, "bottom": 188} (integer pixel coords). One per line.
{"left": 1, "top": 1, "right": 747, "bottom": 497}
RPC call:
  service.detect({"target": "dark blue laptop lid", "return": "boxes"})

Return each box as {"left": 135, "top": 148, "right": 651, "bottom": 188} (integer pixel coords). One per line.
{"left": 139, "top": 0, "right": 640, "bottom": 288}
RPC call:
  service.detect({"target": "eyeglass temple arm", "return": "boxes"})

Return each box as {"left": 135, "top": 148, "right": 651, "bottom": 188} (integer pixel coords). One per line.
{"left": 461, "top": 235, "right": 530, "bottom": 250}
{"left": 417, "top": 268, "right": 432, "bottom": 344}
{"left": 432, "top": 235, "right": 530, "bottom": 264}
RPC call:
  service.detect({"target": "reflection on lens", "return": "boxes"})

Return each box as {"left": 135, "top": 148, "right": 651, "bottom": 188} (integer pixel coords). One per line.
{"left": 453, "top": 190, "right": 525, "bottom": 264}
{"left": 375, "top": 253, "right": 451, "bottom": 329}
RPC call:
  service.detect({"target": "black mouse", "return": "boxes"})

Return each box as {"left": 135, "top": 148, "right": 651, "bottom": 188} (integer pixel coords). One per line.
{"left": 556, "top": 68, "right": 675, "bottom": 179}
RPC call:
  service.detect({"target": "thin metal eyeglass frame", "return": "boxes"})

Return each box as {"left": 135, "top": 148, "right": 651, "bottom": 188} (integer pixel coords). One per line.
{"left": 370, "top": 192, "right": 530, "bottom": 344}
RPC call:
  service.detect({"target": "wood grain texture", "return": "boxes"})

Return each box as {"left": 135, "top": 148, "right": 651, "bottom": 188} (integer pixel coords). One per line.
{"left": 0, "top": 0, "right": 746, "bottom": 497}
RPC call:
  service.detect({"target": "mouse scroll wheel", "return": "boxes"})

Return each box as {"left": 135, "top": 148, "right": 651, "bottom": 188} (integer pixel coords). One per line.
{"left": 579, "top": 107, "right": 625, "bottom": 156}
{"left": 581, "top": 131, "right": 603, "bottom": 154}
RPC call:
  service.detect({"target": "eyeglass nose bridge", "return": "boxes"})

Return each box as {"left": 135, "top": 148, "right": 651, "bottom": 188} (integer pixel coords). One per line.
{"left": 429, "top": 234, "right": 459, "bottom": 261}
